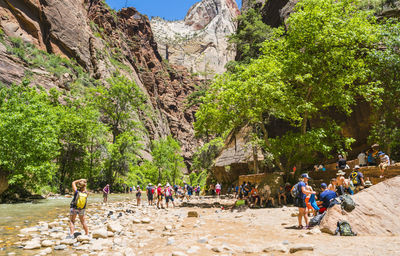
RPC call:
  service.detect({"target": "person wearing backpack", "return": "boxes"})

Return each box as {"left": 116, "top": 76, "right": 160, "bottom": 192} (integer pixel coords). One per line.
{"left": 294, "top": 174, "right": 315, "bottom": 229}
{"left": 349, "top": 165, "right": 365, "bottom": 193}
{"left": 164, "top": 183, "right": 175, "bottom": 208}
{"left": 69, "top": 179, "right": 89, "bottom": 238}
{"left": 317, "top": 183, "right": 337, "bottom": 214}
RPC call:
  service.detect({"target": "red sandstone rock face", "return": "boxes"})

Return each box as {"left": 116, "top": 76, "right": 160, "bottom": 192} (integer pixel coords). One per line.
{"left": 0, "top": 0, "right": 200, "bottom": 165}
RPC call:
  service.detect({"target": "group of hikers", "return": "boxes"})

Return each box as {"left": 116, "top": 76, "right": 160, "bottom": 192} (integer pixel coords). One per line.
{"left": 293, "top": 163, "right": 371, "bottom": 229}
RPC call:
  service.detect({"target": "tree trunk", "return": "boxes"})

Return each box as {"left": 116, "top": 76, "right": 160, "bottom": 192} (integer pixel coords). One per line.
{"left": 260, "top": 121, "right": 285, "bottom": 172}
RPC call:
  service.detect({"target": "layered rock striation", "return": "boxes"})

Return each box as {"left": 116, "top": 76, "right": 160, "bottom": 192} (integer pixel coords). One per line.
{"left": 151, "top": 0, "right": 240, "bottom": 77}
{"left": 0, "top": 0, "right": 200, "bottom": 165}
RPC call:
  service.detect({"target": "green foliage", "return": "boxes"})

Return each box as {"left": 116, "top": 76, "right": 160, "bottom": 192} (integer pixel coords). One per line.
{"left": 151, "top": 136, "right": 185, "bottom": 185}
{"left": 192, "top": 137, "right": 224, "bottom": 171}
{"left": 0, "top": 83, "right": 60, "bottom": 191}
{"left": 227, "top": 8, "right": 273, "bottom": 67}
{"left": 196, "top": 0, "right": 382, "bottom": 171}
{"left": 189, "top": 170, "right": 208, "bottom": 187}
{"left": 368, "top": 20, "right": 400, "bottom": 159}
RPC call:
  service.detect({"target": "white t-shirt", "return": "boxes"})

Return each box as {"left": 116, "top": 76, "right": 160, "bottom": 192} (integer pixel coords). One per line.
{"left": 358, "top": 152, "right": 366, "bottom": 165}
{"left": 216, "top": 184, "right": 221, "bottom": 190}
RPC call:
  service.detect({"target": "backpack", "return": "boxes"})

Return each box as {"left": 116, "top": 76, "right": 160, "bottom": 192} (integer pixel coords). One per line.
{"left": 350, "top": 171, "right": 360, "bottom": 186}
{"left": 291, "top": 183, "right": 300, "bottom": 198}
{"left": 165, "top": 187, "right": 171, "bottom": 196}
{"left": 336, "top": 221, "right": 356, "bottom": 236}
{"left": 339, "top": 194, "right": 356, "bottom": 212}
{"left": 74, "top": 191, "right": 87, "bottom": 209}
{"left": 309, "top": 212, "right": 326, "bottom": 227}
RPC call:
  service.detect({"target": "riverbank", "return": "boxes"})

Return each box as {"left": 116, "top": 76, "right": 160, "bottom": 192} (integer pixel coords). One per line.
{"left": 2, "top": 195, "right": 400, "bottom": 256}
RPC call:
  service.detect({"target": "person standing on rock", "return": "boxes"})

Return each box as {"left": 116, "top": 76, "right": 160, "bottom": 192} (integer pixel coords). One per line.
{"left": 157, "top": 183, "right": 164, "bottom": 209}
{"left": 295, "top": 174, "right": 315, "bottom": 229}
{"left": 103, "top": 184, "right": 110, "bottom": 203}
{"left": 136, "top": 185, "right": 142, "bottom": 206}
{"left": 146, "top": 183, "right": 154, "bottom": 206}
{"left": 69, "top": 179, "right": 89, "bottom": 238}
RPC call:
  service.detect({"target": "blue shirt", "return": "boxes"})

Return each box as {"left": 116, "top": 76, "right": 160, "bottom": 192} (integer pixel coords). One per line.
{"left": 298, "top": 181, "right": 306, "bottom": 200}
{"left": 319, "top": 190, "right": 337, "bottom": 208}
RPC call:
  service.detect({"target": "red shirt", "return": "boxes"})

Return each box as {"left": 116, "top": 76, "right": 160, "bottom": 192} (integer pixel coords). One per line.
{"left": 157, "top": 187, "right": 163, "bottom": 195}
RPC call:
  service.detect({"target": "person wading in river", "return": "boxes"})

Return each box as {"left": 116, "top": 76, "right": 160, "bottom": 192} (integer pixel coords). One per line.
{"left": 103, "top": 184, "right": 110, "bottom": 203}
{"left": 295, "top": 174, "right": 315, "bottom": 229}
{"left": 69, "top": 179, "right": 89, "bottom": 238}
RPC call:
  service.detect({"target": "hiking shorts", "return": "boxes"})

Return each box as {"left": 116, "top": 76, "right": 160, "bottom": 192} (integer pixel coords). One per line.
{"left": 70, "top": 208, "right": 85, "bottom": 216}
{"left": 165, "top": 195, "right": 174, "bottom": 203}
{"left": 147, "top": 193, "right": 153, "bottom": 201}
{"left": 295, "top": 197, "right": 307, "bottom": 208}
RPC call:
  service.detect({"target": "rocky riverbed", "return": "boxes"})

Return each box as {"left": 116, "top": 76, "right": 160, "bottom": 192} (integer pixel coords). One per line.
{"left": 3, "top": 196, "right": 400, "bottom": 256}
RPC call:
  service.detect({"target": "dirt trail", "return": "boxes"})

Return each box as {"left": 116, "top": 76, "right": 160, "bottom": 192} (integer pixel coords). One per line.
{"left": 6, "top": 197, "right": 400, "bottom": 255}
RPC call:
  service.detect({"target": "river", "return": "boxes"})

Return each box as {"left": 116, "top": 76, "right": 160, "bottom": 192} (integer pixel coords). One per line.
{"left": 0, "top": 193, "right": 138, "bottom": 255}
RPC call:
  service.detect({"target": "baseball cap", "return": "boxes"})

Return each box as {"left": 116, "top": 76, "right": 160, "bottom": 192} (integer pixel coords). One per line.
{"left": 320, "top": 183, "right": 327, "bottom": 189}
{"left": 301, "top": 173, "right": 311, "bottom": 179}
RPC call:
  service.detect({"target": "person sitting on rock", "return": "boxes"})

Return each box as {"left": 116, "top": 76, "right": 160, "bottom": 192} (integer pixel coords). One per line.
{"left": 337, "top": 155, "right": 347, "bottom": 169}
{"left": 317, "top": 183, "right": 337, "bottom": 214}
{"left": 259, "top": 184, "right": 275, "bottom": 208}
{"left": 327, "top": 178, "right": 337, "bottom": 193}
{"left": 378, "top": 152, "right": 390, "bottom": 178}
{"left": 69, "top": 179, "right": 89, "bottom": 238}
{"left": 250, "top": 185, "right": 260, "bottom": 207}
{"left": 349, "top": 165, "right": 365, "bottom": 193}
{"left": 277, "top": 185, "right": 287, "bottom": 206}
{"left": 336, "top": 170, "right": 353, "bottom": 195}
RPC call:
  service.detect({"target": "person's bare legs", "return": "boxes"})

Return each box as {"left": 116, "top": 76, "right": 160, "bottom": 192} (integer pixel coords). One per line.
{"left": 298, "top": 207, "right": 306, "bottom": 227}
{"left": 78, "top": 214, "right": 89, "bottom": 235}
{"left": 69, "top": 213, "right": 77, "bottom": 236}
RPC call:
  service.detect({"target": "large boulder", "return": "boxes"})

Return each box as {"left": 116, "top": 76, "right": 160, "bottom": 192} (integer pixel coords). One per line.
{"left": 320, "top": 176, "right": 400, "bottom": 235}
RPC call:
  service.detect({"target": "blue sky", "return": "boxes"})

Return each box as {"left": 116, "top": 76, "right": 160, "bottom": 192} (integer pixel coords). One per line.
{"left": 105, "top": 0, "right": 242, "bottom": 20}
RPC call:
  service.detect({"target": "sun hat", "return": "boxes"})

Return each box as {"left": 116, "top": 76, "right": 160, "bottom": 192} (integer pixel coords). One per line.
{"left": 336, "top": 170, "right": 346, "bottom": 176}
{"left": 301, "top": 173, "right": 311, "bottom": 179}
{"left": 137, "top": 185, "right": 140, "bottom": 188}
{"left": 158, "top": 183, "right": 161, "bottom": 187}
{"left": 148, "top": 183, "right": 152, "bottom": 186}
{"left": 166, "top": 183, "right": 170, "bottom": 187}
{"left": 364, "top": 180, "right": 373, "bottom": 187}
{"left": 354, "top": 165, "right": 360, "bottom": 169}
{"left": 320, "top": 183, "right": 327, "bottom": 189}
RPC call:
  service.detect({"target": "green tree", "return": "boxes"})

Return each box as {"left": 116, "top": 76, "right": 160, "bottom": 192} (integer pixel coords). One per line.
{"left": 92, "top": 75, "right": 146, "bottom": 185}
{"left": 0, "top": 83, "right": 60, "bottom": 191}
{"left": 151, "top": 136, "right": 185, "bottom": 184}
{"left": 368, "top": 20, "right": 400, "bottom": 159}
{"left": 227, "top": 8, "right": 273, "bottom": 66}
{"left": 196, "top": 0, "right": 382, "bottom": 172}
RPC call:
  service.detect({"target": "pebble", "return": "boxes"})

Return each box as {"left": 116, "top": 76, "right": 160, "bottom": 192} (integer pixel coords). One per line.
{"left": 198, "top": 237, "right": 208, "bottom": 244}
{"left": 187, "top": 246, "right": 200, "bottom": 253}
{"left": 167, "top": 237, "right": 175, "bottom": 245}
{"left": 147, "top": 226, "right": 155, "bottom": 232}
{"left": 41, "top": 240, "right": 54, "bottom": 247}
{"left": 289, "top": 244, "right": 315, "bottom": 253}
{"left": 187, "top": 211, "right": 199, "bottom": 217}
{"left": 164, "top": 225, "right": 172, "bottom": 231}
{"left": 171, "top": 252, "right": 187, "bottom": 256}
{"left": 92, "top": 229, "right": 108, "bottom": 239}
{"left": 40, "top": 247, "right": 52, "bottom": 255}
{"left": 211, "top": 246, "right": 222, "bottom": 253}
{"left": 54, "top": 244, "right": 67, "bottom": 250}
{"left": 141, "top": 218, "right": 151, "bottom": 224}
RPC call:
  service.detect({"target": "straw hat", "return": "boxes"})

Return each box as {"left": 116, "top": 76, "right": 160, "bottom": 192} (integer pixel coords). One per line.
{"left": 336, "top": 170, "right": 346, "bottom": 176}
{"left": 364, "top": 180, "right": 373, "bottom": 187}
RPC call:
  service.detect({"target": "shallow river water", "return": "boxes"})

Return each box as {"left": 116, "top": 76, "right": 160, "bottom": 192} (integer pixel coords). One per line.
{"left": 0, "top": 193, "right": 138, "bottom": 255}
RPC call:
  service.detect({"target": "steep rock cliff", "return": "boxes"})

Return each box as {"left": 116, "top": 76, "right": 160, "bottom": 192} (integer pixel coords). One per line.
{"left": 0, "top": 0, "right": 200, "bottom": 165}
{"left": 151, "top": 0, "right": 240, "bottom": 77}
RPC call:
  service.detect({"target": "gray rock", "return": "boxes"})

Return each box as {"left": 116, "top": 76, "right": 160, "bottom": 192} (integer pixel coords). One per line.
{"left": 23, "top": 240, "right": 41, "bottom": 250}
{"left": 39, "top": 247, "right": 52, "bottom": 255}
{"left": 141, "top": 218, "right": 151, "bottom": 224}
{"left": 263, "top": 244, "right": 288, "bottom": 253}
{"left": 41, "top": 240, "right": 54, "bottom": 247}
{"left": 77, "top": 235, "right": 90, "bottom": 242}
{"left": 54, "top": 244, "right": 67, "bottom": 250}
{"left": 60, "top": 238, "right": 77, "bottom": 245}
{"left": 167, "top": 237, "right": 175, "bottom": 245}
{"left": 171, "top": 252, "right": 187, "bottom": 256}
{"left": 92, "top": 229, "right": 108, "bottom": 239}
{"left": 197, "top": 237, "right": 208, "bottom": 244}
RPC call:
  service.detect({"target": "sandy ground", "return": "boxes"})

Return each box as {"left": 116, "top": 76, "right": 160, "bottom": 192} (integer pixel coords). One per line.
{"left": 5, "top": 197, "right": 400, "bottom": 256}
